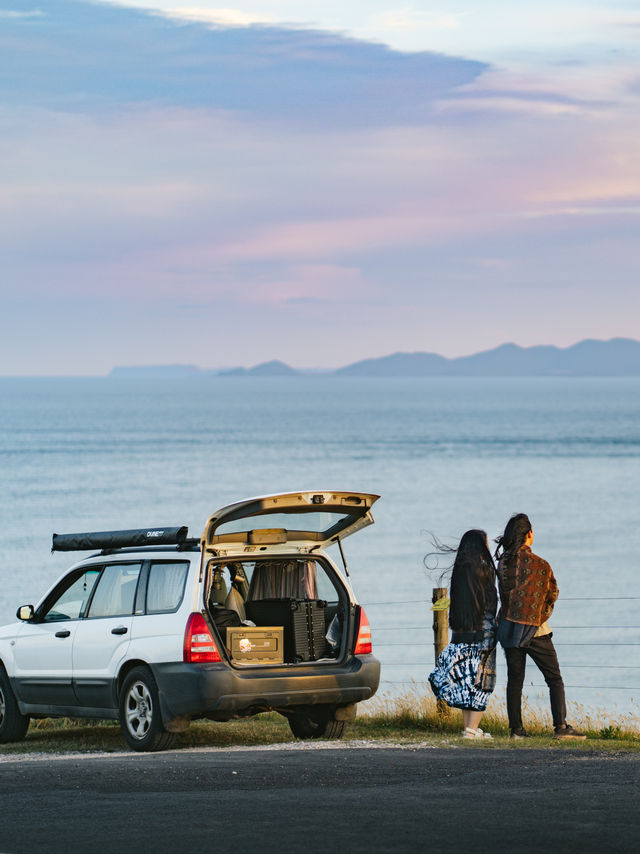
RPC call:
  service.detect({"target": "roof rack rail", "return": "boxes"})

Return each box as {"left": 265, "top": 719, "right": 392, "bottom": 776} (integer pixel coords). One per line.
{"left": 52, "top": 526, "right": 189, "bottom": 553}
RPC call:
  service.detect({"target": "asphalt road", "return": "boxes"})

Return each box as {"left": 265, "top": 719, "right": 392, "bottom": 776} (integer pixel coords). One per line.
{"left": 1, "top": 744, "right": 638, "bottom": 854}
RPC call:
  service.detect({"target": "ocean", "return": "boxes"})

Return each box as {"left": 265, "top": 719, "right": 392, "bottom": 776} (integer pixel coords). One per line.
{"left": 1, "top": 376, "right": 638, "bottom": 721}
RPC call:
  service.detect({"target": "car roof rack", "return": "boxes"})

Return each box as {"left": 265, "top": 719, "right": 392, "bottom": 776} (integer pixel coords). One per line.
{"left": 96, "top": 541, "right": 201, "bottom": 556}
{"left": 52, "top": 526, "right": 190, "bottom": 553}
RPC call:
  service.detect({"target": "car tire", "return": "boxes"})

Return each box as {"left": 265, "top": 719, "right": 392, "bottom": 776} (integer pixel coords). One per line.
{"left": 287, "top": 705, "right": 346, "bottom": 740}
{"left": 119, "top": 666, "right": 176, "bottom": 752}
{"left": 0, "top": 667, "right": 30, "bottom": 744}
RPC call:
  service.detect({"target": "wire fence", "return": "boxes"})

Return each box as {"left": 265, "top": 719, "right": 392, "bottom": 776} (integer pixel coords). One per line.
{"left": 376, "top": 642, "right": 640, "bottom": 647}
{"left": 363, "top": 595, "right": 640, "bottom": 696}
{"left": 379, "top": 683, "right": 640, "bottom": 691}
{"left": 363, "top": 597, "right": 640, "bottom": 606}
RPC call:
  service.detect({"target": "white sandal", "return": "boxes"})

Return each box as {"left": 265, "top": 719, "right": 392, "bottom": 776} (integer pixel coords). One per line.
{"left": 462, "top": 727, "right": 493, "bottom": 739}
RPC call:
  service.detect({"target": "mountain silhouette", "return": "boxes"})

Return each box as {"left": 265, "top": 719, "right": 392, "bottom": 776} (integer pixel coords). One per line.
{"left": 108, "top": 338, "right": 640, "bottom": 378}
{"left": 336, "top": 338, "right": 640, "bottom": 376}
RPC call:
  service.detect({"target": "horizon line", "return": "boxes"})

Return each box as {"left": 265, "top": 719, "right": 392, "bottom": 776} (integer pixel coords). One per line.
{"left": 1, "top": 336, "right": 639, "bottom": 378}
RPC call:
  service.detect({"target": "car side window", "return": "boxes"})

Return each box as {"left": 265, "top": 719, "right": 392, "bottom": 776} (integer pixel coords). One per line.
{"left": 146, "top": 562, "right": 189, "bottom": 614}
{"left": 87, "top": 563, "right": 142, "bottom": 618}
{"left": 41, "top": 569, "right": 101, "bottom": 622}
{"left": 315, "top": 564, "right": 340, "bottom": 605}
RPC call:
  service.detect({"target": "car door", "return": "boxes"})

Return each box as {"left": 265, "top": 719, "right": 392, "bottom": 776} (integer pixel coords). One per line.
{"left": 12, "top": 567, "right": 101, "bottom": 706}
{"left": 72, "top": 562, "right": 142, "bottom": 709}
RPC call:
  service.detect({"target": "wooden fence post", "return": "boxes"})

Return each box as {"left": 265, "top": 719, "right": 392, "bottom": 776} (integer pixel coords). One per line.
{"left": 432, "top": 586, "right": 451, "bottom": 721}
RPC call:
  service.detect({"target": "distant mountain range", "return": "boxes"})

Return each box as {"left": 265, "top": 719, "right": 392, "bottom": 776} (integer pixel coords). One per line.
{"left": 218, "top": 360, "right": 299, "bottom": 377}
{"left": 336, "top": 338, "right": 640, "bottom": 377}
{"left": 108, "top": 338, "right": 640, "bottom": 378}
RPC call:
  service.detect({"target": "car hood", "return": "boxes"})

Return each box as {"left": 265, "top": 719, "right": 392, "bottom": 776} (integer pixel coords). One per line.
{"left": 201, "top": 491, "right": 380, "bottom": 552}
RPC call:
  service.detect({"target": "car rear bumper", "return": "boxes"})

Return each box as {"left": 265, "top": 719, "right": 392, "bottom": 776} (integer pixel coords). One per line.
{"left": 152, "top": 655, "right": 380, "bottom": 723}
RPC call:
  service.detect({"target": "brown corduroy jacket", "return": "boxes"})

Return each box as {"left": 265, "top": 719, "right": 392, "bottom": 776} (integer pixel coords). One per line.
{"left": 498, "top": 546, "right": 558, "bottom": 627}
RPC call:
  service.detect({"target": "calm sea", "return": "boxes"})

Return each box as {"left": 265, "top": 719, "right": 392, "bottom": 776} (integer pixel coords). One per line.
{"left": 1, "top": 376, "right": 638, "bottom": 720}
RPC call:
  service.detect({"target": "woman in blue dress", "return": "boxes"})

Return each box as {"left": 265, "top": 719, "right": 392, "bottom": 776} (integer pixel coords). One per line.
{"left": 428, "top": 529, "right": 498, "bottom": 739}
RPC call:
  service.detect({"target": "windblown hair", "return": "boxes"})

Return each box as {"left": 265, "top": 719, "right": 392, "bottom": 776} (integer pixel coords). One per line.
{"left": 448, "top": 529, "right": 496, "bottom": 632}
{"left": 494, "top": 513, "right": 532, "bottom": 565}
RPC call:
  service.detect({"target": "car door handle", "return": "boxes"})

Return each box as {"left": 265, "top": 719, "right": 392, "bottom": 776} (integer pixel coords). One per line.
{"left": 55, "top": 630, "right": 71, "bottom": 638}
{"left": 111, "top": 626, "right": 128, "bottom": 635}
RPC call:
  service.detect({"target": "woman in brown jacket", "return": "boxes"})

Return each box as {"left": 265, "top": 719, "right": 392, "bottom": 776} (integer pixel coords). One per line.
{"left": 495, "top": 513, "right": 585, "bottom": 740}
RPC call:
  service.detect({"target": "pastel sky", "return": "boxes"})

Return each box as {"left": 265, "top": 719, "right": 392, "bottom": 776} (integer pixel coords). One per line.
{"left": 1, "top": 0, "right": 639, "bottom": 373}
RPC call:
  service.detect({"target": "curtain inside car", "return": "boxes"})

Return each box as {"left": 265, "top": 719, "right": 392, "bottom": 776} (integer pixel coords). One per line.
{"left": 146, "top": 563, "right": 188, "bottom": 613}
{"left": 247, "top": 560, "right": 318, "bottom": 600}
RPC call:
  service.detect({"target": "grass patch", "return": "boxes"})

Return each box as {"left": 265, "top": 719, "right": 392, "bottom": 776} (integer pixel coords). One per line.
{"left": 0, "top": 714, "right": 296, "bottom": 755}
{"left": 2, "top": 688, "right": 639, "bottom": 755}
{"left": 351, "top": 686, "right": 640, "bottom": 751}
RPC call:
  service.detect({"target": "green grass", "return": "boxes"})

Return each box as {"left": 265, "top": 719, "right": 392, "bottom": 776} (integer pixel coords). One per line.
{"left": 2, "top": 688, "right": 639, "bottom": 755}
{"left": 0, "top": 715, "right": 296, "bottom": 755}
{"left": 351, "top": 688, "right": 640, "bottom": 751}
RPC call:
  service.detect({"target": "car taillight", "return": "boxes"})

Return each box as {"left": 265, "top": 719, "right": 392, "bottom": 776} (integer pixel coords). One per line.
{"left": 184, "top": 612, "right": 222, "bottom": 663}
{"left": 354, "top": 607, "right": 372, "bottom": 655}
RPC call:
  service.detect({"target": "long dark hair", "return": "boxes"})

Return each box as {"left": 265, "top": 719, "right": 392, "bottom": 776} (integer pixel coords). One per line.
{"left": 494, "top": 513, "right": 532, "bottom": 564}
{"left": 449, "top": 529, "right": 496, "bottom": 632}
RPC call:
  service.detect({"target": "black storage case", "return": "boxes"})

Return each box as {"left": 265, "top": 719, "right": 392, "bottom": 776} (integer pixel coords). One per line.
{"left": 246, "top": 598, "right": 328, "bottom": 662}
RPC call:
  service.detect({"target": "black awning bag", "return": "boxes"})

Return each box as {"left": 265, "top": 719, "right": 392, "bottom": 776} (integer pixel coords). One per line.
{"left": 52, "top": 526, "right": 188, "bottom": 552}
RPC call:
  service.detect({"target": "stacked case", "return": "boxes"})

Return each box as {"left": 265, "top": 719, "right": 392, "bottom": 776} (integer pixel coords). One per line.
{"left": 245, "top": 598, "right": 328, "bottom": 662}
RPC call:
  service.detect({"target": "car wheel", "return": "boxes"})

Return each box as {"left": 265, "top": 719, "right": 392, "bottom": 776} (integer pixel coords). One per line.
{"left": 287, "top": 705, "right": 346, "bottom": 740}
{"left": 0, "top": 667, "right": 30, "bottom": 744}
{"left": 119, "top": 666, "right": 176, "bottom": 752}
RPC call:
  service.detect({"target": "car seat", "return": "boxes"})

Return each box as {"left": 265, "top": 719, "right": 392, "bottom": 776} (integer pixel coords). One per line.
{"left": 209, "top": 566, "right": 228, "bottom": 606}
{"left": 224, "top": 586, "right": 246, "bottom": 622}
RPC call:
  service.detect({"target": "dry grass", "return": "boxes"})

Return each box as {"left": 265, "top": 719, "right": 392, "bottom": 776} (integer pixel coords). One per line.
{"left": 352, "top": 683, "right": 640, "bottom": 749}
{"left": 1, "top": 688, "right": 639, "bottom": 755}
{"left": 0, "top": 715, "right": 296, "bottom": 755}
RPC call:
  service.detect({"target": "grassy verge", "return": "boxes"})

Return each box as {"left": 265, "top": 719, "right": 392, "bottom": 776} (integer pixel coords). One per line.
{"left": 351, "top": 690, "right": 640, "bottom": 752}
{"left": 2, "top": 690, "right": 639, "bottom": 755}
{"left": 0, "top": 715, "right": 295, "bottom": 755}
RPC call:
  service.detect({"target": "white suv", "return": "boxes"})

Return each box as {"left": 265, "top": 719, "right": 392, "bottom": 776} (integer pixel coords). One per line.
{"left": 0, "top": 491, "right": 380, "bottom": 751}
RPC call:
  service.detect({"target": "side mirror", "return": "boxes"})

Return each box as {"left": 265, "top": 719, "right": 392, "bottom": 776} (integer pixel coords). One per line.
{"left": 17, "top": 604, "right": 35, "bottom": 622}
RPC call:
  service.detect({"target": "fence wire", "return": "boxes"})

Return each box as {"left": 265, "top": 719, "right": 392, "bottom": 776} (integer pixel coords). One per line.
{"left": 366, "top": 594, "right": 640, "bottom": 695}
{"left": 363, "top": 597, "right": 640, "bottom": 606}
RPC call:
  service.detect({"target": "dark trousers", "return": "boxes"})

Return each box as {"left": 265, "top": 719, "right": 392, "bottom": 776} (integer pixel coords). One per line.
{"left": 503, "top": 634, "right": 567, "bottom": 730}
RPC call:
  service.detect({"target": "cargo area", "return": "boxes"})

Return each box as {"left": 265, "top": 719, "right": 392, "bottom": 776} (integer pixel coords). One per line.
{"left": 205, "top": 557, "right": 348, "bottom": 666}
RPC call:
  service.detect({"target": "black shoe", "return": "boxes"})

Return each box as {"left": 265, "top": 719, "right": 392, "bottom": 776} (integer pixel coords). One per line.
{"left": 510, "top": 728, "right": 530, "bottom": 739}
{"left": 553, "top": 724, "right": 586, "bottom": 740}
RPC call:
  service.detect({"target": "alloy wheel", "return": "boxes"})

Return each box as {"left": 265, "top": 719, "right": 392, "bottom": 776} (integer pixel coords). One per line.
{"left": 124, "top": 680, "right": 153, "bottom": 740}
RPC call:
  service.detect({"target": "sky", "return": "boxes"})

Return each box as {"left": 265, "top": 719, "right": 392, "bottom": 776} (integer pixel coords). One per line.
{"left": 1, "top": 0, "right": 639, "bottom": 373}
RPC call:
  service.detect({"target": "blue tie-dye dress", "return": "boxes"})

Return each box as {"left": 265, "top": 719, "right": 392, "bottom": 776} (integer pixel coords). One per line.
{"left": 429, "top": 608, "right": 497, "bottom": 711}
